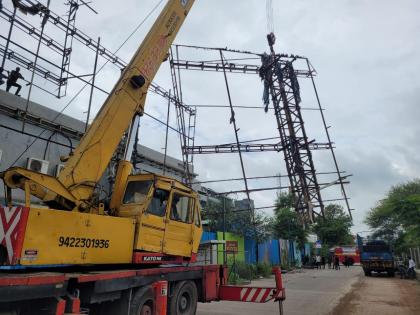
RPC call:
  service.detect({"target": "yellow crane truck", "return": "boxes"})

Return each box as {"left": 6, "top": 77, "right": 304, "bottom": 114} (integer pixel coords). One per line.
{"left": 0, "top": 0, "right": 202, "bottom": 268}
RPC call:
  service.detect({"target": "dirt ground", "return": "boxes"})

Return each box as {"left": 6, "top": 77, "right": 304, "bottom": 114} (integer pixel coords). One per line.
{"left": 332, "top": 273, "right": 420, "bottom": 315}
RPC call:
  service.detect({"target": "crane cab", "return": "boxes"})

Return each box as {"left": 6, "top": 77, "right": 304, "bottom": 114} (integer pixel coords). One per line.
{"left": 116, "top": 174, "right": 203, "bottom": 258}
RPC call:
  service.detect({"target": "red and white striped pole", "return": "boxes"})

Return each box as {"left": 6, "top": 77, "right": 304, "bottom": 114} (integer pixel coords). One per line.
{"left": 273, "top": 267, "right": 285, "bottom": 315}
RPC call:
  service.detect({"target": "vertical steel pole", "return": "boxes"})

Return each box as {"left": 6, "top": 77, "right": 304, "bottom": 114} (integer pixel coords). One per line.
{"left": 305, "top": 58, "right": 352, "bottom": 218}
{"left": 218, "top": 49, "right": 251, "bottom": 208}
{"left": 22, "top": 1, "right": 51, "bottom": 132}
{"left": 223, "top": 196, "right": 227, "bottom": 265}
{"left": 1, "top": 7, "right": 16, "bottom": 70}
{"left": 58, "top": 0, "right": 79, "bottom": 98}
{"left": 219, "top": 49, "right": 258, "bottom": 260}
{"left": 85, "top": 37, "right": 101, "bottom": 132}
{"left": 278, "top": 301, "right": 284, "bottom": 315}
{"left": 163, "top": 90, "right": 171, "bottom": 175}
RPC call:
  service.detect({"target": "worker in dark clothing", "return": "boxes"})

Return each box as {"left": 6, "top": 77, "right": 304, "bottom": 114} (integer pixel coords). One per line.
{"left": 0, "top": 66, "right": 8, "bottom": 86}
{"left": 334, "top": 256, "right": 340, "bottom": 270}
{"left": 327, "top": 255, "right": 332, "bottom": 269}
{"left": 6, "top": 67, "right": 24, "bottom": 96}
{"left": 321, "top": 256, "right": 326, "bottom": 269}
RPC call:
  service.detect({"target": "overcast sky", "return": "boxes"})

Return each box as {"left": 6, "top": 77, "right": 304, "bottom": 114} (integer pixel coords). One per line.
{"left": 1, "top": 0, "right": 419, "bottom": 234}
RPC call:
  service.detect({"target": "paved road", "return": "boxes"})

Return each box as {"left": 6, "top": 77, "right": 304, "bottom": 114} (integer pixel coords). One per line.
{"left": 197, "top": 266, "right": 361, "bottom": 315}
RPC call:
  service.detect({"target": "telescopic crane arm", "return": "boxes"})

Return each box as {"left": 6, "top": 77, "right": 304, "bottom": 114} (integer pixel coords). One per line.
{"left": 1, "top": 0, "right": 196, "bottom": 211}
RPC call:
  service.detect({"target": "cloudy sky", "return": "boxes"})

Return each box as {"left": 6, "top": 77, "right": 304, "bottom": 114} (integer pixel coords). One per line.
{"left": 1, "top": 0, "right": 419, "bottom": 233}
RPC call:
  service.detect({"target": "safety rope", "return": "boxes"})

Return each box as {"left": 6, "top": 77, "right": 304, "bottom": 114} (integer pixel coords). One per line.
{"left": 266, "top": 0, "right": 274, "bottom": 34}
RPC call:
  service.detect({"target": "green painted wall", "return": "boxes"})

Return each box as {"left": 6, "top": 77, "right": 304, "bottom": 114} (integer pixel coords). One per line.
{"left": 216, "top": 232, "right": 245, "bottom": 264}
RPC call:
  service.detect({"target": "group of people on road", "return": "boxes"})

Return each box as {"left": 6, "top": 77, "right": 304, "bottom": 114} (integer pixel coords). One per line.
{"left": 304, "top": 254, "right": 349, "bottom": 270}
{"left": 328, "top": 255, "right": 342, "bottom": 270}
{"left": 0, "top": 66, "right": 25, "bottom": 96}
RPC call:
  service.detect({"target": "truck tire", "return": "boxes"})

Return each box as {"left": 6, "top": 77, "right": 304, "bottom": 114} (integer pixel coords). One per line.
{"left": 130, "top": 286, "right": 154, "bottom": 315}
{"left": 364, "top": 270, "right": 371, "bottom": 276}
{"left": 169, "top": 281, "right": 198, "bottom": 315}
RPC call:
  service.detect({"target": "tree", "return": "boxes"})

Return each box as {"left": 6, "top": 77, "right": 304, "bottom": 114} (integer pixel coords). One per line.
{"left": 272, "top": 192, "right": 308, "bottom": 248}
{"left": 312, "top": 204, "right": 353, "bottom": 247}
{"left": 202, "top": 199, "right": 272, "bottom": 242}
{"left": 365, "top": 179, "right": 420, "bottom": 252}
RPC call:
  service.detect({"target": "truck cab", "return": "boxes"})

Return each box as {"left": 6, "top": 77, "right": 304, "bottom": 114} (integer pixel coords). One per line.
{"left": 117, "top": 174, "right": 202, "bottom": 258}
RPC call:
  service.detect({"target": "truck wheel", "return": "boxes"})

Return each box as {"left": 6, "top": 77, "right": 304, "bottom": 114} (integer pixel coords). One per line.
{"left": 169, "top": 281, "right": 198, "bottom": 315}
{"left": 130, "top": 286, "right": 154, "bottom": 315}
{"left": 364, "top": 270, "right": 371, "bottom": 276}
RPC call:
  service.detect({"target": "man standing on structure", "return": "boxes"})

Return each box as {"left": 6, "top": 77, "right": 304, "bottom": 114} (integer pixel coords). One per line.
{"left": 6, "top": 67, "right": 24, "bottom": 96}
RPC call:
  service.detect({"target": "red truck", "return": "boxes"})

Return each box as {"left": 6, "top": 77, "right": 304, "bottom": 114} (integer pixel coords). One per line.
{"left": 332, "top": 246, "right": 360, "bottom": 265}
{"left": 0, "top": 263, "right": 285, "bottom": 314}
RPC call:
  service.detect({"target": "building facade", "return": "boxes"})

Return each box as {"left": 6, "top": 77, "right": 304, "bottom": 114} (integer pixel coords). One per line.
{"left": 0, "top": 90, "right": 189, "bottom": 204}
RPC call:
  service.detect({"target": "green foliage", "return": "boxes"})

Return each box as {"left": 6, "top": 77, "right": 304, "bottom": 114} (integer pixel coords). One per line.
{"left": 272, "top": 192, "right": 308, "bottom": 248}
{"left": 228, "top": 262, "right": 272, "bottom": 284}
{"left": 202, "top": 199, "right": 272, "bottom": 242}
{"left": 233, "top": 261, "right": 256, "bottom": 281}
{"left": 365, "top": 179, "right": 420, "bottom": 252}
{"left": 256, "top": 262, "right": 272, "bottom": 278}
{"left": 312, "top": 204, "right": 353, "bottom": 247}
{"left": 228, "top": 272, "right": 240, "bottom": 284}
{"left": 320, "top": 244, "right": 329, "bottom": 257}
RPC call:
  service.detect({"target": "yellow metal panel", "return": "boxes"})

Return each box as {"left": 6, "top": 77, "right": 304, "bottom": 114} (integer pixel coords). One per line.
{"left": 163, "top": 220, "right": 192, "bottom": 257}
{"left": 135, "top": 213, "right": 166, "bottom": 253}
{"left": 191, "top": 204, "right": 203, "bottom": 253}
{"left": 20, "top": 208, "right": 135, "bottom": 265}
{"left": 163, "top": 190, "right": 193, "bottom": 257}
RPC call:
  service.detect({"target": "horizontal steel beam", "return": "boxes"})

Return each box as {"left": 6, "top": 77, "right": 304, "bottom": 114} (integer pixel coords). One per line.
{"left": 0, "top": 102, "right": 84, "bottom": 140}
{"left": 171, "top": 60, "right": 314, "bottom": 77}
{"left": 184, "top": 142, "right": 331, "bottom": 154}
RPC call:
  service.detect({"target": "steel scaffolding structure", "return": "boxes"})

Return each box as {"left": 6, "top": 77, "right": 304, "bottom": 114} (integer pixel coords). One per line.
{"left": 169, "top": 41, "right": 353, "bottom": 223}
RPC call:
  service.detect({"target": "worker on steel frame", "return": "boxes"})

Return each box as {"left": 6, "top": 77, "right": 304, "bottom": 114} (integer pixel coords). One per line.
{"left": 6, "top": 67, "right": 25, "bottom": 96}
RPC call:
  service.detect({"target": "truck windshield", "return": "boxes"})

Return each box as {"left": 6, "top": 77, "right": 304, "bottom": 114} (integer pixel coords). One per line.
{"left": 363, "top": 244, "right": 390, "bottom": 252}
{"left": 123, "top": 181, "right": 152, "bottom": 204}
